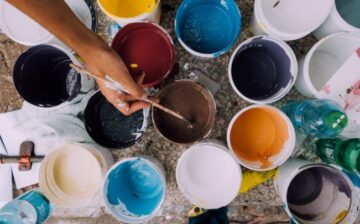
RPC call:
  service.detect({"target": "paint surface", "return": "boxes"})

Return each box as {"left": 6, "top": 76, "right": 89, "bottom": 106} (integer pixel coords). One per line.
{"left": 230, "top": 107, "right": 288, "bottom": 168}
{"left": 336, "top": 0, "right": 360, "bottom": 28}
{"left": 106, "top": 159, "right": 164, "bottom": 217}
{"left": 153, "top": 81, "right": 215, "bottom": 144}
{"left": 98, "top": 0, "right": 156, "bottom": 18}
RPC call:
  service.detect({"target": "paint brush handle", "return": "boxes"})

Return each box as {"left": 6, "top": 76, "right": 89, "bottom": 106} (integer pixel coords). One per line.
{"left": 0, "top": 156, "right": 44, "bottom": 164}
{"left": 146, "top": 99, "right": 188, "bottom": 121}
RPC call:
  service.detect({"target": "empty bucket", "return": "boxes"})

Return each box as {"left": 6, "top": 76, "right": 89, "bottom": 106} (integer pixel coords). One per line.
{"left": 112, "top": 22, "right": 175, "bottom": 87}
{"left": 13, "top": 44, "right": 95, "bottom": 109}
{"left": 84, "top": 91, "right": 149, "bottom": 149}
{"left": 227, "top": 105, "right": 296, "bottom": 171}
{"left": 103, "top": 156, "right": 166, "bottom": 223}
{"left": 175, "top": 0, "right": 241, "bottom": 58}
{"left": 176, "top": 140, "right": 242, "bottom": 209}
{"left": 252, "top": 0, "right": 334, "bottom": 41}
{"left": 228, "top": 35, "right": 297, "bottom": 104}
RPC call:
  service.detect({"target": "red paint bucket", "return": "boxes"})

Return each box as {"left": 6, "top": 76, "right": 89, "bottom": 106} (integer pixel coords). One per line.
{"left": 112, "top": 22, "right": 175, "bottom": 87}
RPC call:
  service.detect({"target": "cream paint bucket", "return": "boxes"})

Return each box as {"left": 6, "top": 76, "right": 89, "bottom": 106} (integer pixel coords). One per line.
{"left": 176, "top": 139, "right": 242, "bottom": 209}
{"left": 314, "top": 0, "right": 360, "bottom": 39}
{"left": 227, "top": 105, "right": 295, "bottom": 171}
{"left": 97, "top": 0, "right": 161, "bottom": 27}
{"left": 252, "top": 0, "right": 334, "bottom": 41}
{"left": 39, "top": 143, "right": 113, "bottom": 208}
{"left": 274, "top": 159, "right": 360, "bottom": 224}
{"left": 295, "top": 32, "right": 360, "bottom": 98}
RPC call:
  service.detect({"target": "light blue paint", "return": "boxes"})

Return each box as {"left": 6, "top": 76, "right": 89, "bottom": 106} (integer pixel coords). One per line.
{"left": 105, "top": 158, "right": 165, "bottom": 219}
{"left": 175, "top": 0, "right": 241, "bottom": 56}
{"left": 342, "top": 169, "right": 360, "bottom": 188}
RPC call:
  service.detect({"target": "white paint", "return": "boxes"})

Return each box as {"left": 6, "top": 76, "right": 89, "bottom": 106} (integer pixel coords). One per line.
{"left": 0, "top": 164, "right": 12, "bottom": 209}
{"left": 132, "top": 109, "right": 150, "bottom": 140}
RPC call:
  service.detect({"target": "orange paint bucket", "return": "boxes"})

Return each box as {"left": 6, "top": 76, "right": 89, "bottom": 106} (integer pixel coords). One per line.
{"left": 227, "top": 105, "right": 295, "bottom": 171}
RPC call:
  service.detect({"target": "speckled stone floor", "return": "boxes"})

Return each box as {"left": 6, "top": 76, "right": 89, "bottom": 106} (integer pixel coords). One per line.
{"left": 0, "top": 0, "right": 359, "bottom": 223}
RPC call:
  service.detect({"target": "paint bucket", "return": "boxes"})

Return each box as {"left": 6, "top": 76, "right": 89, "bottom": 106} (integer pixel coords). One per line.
{"left": 103, "top": 156, "right": 166, "bottom": 223}
{"left": 97, "top": 0, "right": 161, "bottom": 27}
{"left": 175, "top": 0, "right": 241, "bottom": 58}
{"left": 274, "top": 159, "right": 359, "bottom": 224}
{"left": 13, "top": 44, "right": 95, "bottom": 109}
{"left": 112, "top": 22, "right": 175, "bottom": 87}
{"left": 314, "top": 0, "right": 360, "bottom": 39}
{"left": 228, "top": 35, "right": 297, "bottom": 104}
{"left": 176, "top": 139, "right": 241, "bottom": 209}
{"left": 84, "top": 91, "right": 149, "bottom": 149}
{"left": 39, "top": 143, "right": 113, "bottom": 208}
{"left": 252, "top": 0, "right": 334, "bottom": 41}
{"left": 227, "top": 105, "right": 296, "bottom": 171}
{"left": 0, "top": 0, "right": 96, "bottom": 47}
{"left": 295, "top": 32, "right": 360, "bottom": 98}
{"left": 152, "top": 80, "right": 216, "bottom": 144}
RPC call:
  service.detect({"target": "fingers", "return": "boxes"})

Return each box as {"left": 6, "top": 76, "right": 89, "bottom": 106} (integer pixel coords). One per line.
{"left": 136, "top": 71, "right": 146, "bottom": 85}
{"left": 114, "top": 99, "right": 150, "bottom": 116}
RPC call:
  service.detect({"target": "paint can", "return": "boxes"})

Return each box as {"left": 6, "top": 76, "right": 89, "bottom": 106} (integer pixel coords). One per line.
{"left": 227, "top": 105, "right": 296, "bottom": 171}
{"left": 175, "top": 0, "right": 241, "bottom": 59}
{"left": 252, "top": 0, "right": 334, "bottom": 41}
{"left": 274, "top": 159, "right": 360, "bottom": 224}
{"left": 176, "top": 139, "right": 241, "bottom": 209}
{"left": 152, "top": 80, "right": 216, "bottom": 144}
{"left": 13, "top": 44, "right": 95, "bottom": 109}
{"left": 295, "top": 32, "right": 360, "bottom": 98}
{"left": 314, "top": 0, "right": 360, "bottom": 39}
{"left": 0, "top": 0, "right": 97, "bottom": 47}
{"left": 84, "top": 91, "right": 149, "bottom": 149}
{"left": 228, "top": 35, "right": 297, "bottom": 104}
{"left": 97, "top": 0, "right": 161, "bottom": 27}
{"left": 112, "top": 22, "right": 175, "bottom": 87}
{"left": 103, "top": 156, "right": 166, "bottom": 223}
{"left": 39, "top": 143, "right": 113, "bottom": 208}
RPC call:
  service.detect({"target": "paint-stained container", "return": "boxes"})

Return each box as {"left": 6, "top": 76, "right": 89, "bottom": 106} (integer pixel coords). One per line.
{"left": 97, "top": 0, "right": 161, "bottom": 27}
{"left": 314, "top": 0, "right": 360, "bottom": 39}
{"left": 39, "top": 143, "right": 113, "bottom": 208}
{"left": 103, "top": 156, "right": 166, "bottom": 223}
{"left": 175, "top": 0, "right": 241, "bottom": 59}
{"left": 227, "top": 105, "right": 296, "bottom": 171}
{"left": 13, "top": 44, "right": 95, "bottom": 109}
{"left": 152, "top": 80, "right": 216, "bottom": 144}
{"left": 252, "top": 0, "right": 334, "bottom": 41}
{"left": 228, "top": 35, "right": 297, "bottom": 104}
{"left": 274, "top": 159, "right": 360, "bottom": 224}
{"left": 112, "top": 22, "right": 175, "bottom": 87}
{"left": 176, "top": 139, "right": 242, "bottom": 209}
{"left": 84, "top": 91, "right": 149, "bottom": 149}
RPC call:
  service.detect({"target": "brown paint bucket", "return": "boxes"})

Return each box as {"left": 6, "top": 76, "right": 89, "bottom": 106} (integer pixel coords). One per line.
{"left": 152, "top": 80, "right": 216, "bottom": 144}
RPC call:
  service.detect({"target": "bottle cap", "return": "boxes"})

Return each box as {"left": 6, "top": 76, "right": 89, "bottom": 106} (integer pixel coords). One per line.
{"left": 325, "top": 111, "right": 348, "bottom": 132}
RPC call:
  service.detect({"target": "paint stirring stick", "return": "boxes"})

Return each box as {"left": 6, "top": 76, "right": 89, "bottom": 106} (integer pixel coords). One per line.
{"left": 69, "top": 64, "right": 193, "bottom": 128}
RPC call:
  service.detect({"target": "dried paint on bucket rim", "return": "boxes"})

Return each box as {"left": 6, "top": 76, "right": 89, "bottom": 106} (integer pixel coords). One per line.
{"left": 112, "top": 22, "right": 175, "bottom": 87}
{"left": 152, "top": 80, "right": 216, "bottom": 144}
{"left": 84, "top": 91, "right": 149, "bottom": 149}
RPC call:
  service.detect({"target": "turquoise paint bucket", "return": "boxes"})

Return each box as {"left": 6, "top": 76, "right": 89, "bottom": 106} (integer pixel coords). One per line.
{"left": 175, "top": 0, "right": 241, "bottom": 59}
{"left": 103, "top": 157, "right": 166, "bottom": 223}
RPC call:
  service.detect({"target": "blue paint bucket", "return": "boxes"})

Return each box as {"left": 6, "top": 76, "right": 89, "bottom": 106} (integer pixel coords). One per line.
{"left": 175, "top": 0, "right": 241, "bottom": 58}
{"left": 103, "top": 157, "right": 166, "bottom": 223}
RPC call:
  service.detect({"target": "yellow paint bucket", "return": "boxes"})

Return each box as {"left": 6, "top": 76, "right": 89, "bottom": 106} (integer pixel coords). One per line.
{"left": 97, "top": 0, "right": 161, "bottom": 26}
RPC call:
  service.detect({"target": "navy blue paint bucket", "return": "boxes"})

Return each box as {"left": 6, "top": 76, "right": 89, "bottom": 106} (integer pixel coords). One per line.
{"left": 13, "top": 44, "right": 95, "bottom": 108}
{"left": 228, "top": 36, "right": 297, "bottom": 104}
{"left": 84, "top": 91, "right": 149, "bottom": 149}
{"left": 175, "top": 0, "right": 241, "bottom": 59}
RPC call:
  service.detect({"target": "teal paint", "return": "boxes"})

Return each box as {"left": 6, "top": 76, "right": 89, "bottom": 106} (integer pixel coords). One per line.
{"left": 336, "top": 0, "right": 360, "bottom": 28}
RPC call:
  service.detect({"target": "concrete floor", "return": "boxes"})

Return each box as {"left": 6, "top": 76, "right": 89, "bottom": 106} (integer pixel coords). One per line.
{"left": 0, "top": 0, "right": 359, "bottom": 223}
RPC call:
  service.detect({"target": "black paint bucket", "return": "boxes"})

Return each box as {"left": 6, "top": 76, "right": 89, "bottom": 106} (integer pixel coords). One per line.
{"left": 84, "top": 91, "right": 149, "bottom": 149}
{"left": 228, "top": 36, "right": 298, "bottom": 104}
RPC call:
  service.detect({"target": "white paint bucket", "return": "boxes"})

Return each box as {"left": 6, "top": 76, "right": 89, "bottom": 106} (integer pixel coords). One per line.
{"left": 252, "top": 0, "right": 334, "bottom": 41}
{"left": 0, "top": 0, "right": 97, "bottom": 48}
{"left": 228, "top": 35, "right": 297, "bottom": 104}
{"left": 97, "top": 0, "right": 161, "bottom": 27}
{"left": 39, "top": 143, "right": 113, "bottom": 208}
{"left": 176, "top": 139, "right": 242, "bottom": 209}
{"left": 103, "top": 156, "right": 166, "bottom": 223}
{"left": 227, "top": 105, "right": 296, "bottom": 171}
{"left": 314, "top": 0, "right": 360, "bottom": 39}
{"left": 274, "top": 159, "right": 360, "bottom": 224}
{"left": 295, "top": 32, "right": 360, "bottom": 98}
